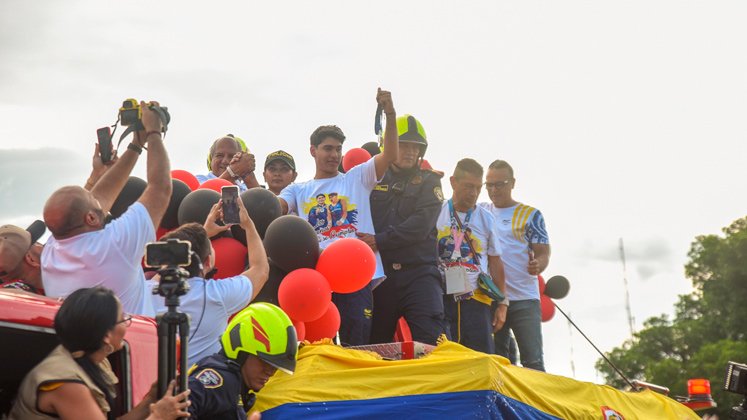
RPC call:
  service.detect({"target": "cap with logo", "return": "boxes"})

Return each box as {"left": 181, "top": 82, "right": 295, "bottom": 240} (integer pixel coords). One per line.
{"left": 264, "top": 150, "right": 296, "bottom": 171}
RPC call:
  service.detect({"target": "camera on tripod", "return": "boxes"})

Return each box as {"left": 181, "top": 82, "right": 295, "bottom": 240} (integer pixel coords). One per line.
{"left": 144, "top": 239, "right": 193, "bottom": 397}
{"left": 725, "top": 361, "right": 747, "bottom": 419}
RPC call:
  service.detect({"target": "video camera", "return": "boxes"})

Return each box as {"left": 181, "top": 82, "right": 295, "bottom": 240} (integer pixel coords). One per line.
{"left": 725, "top": 361, "right": 747, "bottom": 419}
{"left": 119, "top": 98, "right": 171, "bottom": 133}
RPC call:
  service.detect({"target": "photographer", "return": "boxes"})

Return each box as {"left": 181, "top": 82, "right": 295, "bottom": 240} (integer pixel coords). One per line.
{"left": 41, "top": 101, "right": 172, "bottom": 316}
{"left": 149, "top": 200, "right": 269, "bottom": 366}
{"left": 10, "top": 287, "right": 190, "bottom": 420}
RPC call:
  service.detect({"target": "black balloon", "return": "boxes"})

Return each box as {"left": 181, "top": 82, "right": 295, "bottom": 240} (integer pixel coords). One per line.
{"left": 361, "top": 141, "right": 381, "bottom": 157}
{"left": 252, "top": 262, "right": 287, "bottom": 306}
{"left": 110, "top": 176, "right": 146, "bottom": 219}
{"left": 263, "top": 215, "right": 320, "bottom": 273}
{"left": 177, "top": 189, "right": 220, "bottom": 226}
{"left": 239, "top": 187, "right": 282, "bottom": 239}
{"left": 161, "top": 179, "right": 192, "bottom": 229}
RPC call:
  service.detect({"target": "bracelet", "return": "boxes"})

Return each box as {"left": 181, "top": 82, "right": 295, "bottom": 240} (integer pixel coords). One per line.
{"left": 127, "top": 143, "right": 143, "bottom": 155}
{"left": 226, "top": 165, "right": 238, "bottom": 179}
{"left": 499, "top": 298, "right": 510, "bottom": 307}
{"left": 145, "top": 131, "right": 162, "bottom": 140}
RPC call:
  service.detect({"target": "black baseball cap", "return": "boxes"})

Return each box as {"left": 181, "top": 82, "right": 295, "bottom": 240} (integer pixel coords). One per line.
{"left": 264, "top": 150, "right": 296, "bottom": 171}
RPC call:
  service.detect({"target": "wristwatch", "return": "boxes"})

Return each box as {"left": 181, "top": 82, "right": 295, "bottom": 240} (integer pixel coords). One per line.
{"left": 498, "top": 297, "right": 510, "bottom": 307}
{"left": 225, "top": 165, "right": 239, "bottom": 179}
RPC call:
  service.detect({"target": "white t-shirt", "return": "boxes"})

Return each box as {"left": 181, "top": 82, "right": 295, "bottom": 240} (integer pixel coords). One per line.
{"left": 435, "top": 201, "right": 502, "bottom": 291}
{"left": 279, "top": 157, "right": 385, "bottom": 280}
{"left": 149, "top": 275, "right": 253, "bottom": 366}
{"left": 42, "top": 202, "right": 156, "bottom": 316}
{"left": 479, "top": 202, "right": 550, "bottom": 301}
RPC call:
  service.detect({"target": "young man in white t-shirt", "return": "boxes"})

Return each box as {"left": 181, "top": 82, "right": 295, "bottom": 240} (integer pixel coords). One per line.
{"left": 278, "top": 88, "right": 399, "bottom": 345}
{"left": 436, "top": 158, "right": 507, "bottom": 353}
{"left": 480, "top": 159, "right": 550, "bottom": 371}
{"left": 42, "top": 101, "right": 172, "bottom": 316}
{"left": 149, "top": 201, "right": 269, "bottom": 366}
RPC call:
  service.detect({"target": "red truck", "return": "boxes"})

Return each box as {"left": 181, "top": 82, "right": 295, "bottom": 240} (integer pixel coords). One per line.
{"left": 0, "top": 289, "right": 158, "bottom": 417}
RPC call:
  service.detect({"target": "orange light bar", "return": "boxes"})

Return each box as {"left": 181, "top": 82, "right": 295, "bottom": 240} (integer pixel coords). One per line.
{"left": 687, "top": 379, "right": 711, "bottom": 397}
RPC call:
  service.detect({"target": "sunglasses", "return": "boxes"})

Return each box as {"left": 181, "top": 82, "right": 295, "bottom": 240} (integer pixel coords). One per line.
{"left": 484, "top": 180, "right": 512, "bottom": 189}
{"left": 116, "top": 314, "right": 133, "bottom": 327}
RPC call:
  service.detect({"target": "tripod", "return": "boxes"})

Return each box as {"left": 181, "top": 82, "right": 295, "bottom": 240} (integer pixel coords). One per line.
{"left": 154, "top": 267, "right": 191, "bottom": 397}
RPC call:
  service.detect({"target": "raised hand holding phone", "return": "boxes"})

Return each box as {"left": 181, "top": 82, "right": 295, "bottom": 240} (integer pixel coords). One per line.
{"left": 221, "top": 186, "right": 241, "bottom": 225}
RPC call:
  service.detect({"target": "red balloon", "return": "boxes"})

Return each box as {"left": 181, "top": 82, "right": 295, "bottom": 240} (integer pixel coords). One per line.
{"left": 316, "top": 238, "right": 376, "bottom": 294}
{"left": 199, "top": 178, "right": 233, "bottom": 193}
{"left": 538, "top": 274, "right": 546, "bottom": 295}
{"left": 171, "top": 169, "right": 200, "bottom": 191}
{"left": 292, "top": 319, "right": 306, "bottom": 341}
{"left": 211, "top": 237, "right": 247, "bottom": 279}
{"left": 342, "top": 148, "right": 371, "bottom": 172}
{"left": 304, "top": 301, "right": 340, "bottom": 342}
{"left": 541, "top": 295, "right": 555, "bottom": 322}
{"left": 420, "top": 159, "right": 433, "bottom": 170}
{"left": 278, "top": 268, "right": 332, "bottom": 322}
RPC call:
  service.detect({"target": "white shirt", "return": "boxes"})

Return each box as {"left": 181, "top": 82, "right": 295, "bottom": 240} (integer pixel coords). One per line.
{"left": 42, "top": 202, "right": 156, "bottom": 316}
{"left": 479, "top": 202, "right": 550, "bottom": 301}
{"left": 435, "top": 201, "right": 502, "bottom": 291}
{"left": 279, "top": 157, "right": 385, "bottom": 279}
{"left": 149, "top": 275, "right": 253, "bottom": 366}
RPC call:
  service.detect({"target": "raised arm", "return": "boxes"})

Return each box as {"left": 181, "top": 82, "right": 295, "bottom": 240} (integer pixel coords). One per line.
{"left": 373, "top": 88, "right": 399, "bottom": 179}
{"left": 136, "top": 101, "right": 173, "bottom": 230}
{"left": 237, "top": 199, "right": 270, "bottom": 300}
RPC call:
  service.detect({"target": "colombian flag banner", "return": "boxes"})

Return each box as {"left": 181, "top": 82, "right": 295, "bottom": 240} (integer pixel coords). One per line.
{"left": 255, "top": 340, "right": 698, "bottom": 419}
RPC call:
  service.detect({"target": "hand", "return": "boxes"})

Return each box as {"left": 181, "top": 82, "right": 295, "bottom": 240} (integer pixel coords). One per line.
{"left": 140, "top": 100, "right": 164, "bottom": 134}
{"left": 492, "top": 304, "right": 507, "bottom": 333}
{"left": 237, "top": 196, "right": 255, "bottom": 231}
{"left": 527, "top": 258, "right": 540, "bottom": 275}
{"left": 88, "top": 143, "right": 118, "bottom": 189}
{"left": 376, "top": 88, "right": 395, "bottom": 115}
{"left": 249, "top": 411, "right": 262, "bottom": 420}
{"left": 355, "top": 232, "right": 378, "bottom": 252}
{"left": 204, "top": 202, "right": 231, "bottom": 238}
{"left": 147, "top": 380, "right": 190, "bottom": 419}
{"left": 230, "top": 152, "right": 256, "bottom": 178}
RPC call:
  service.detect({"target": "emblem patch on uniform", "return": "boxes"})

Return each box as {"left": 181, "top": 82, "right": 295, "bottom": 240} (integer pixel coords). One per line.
{"left": 363, "top": 308, "right": 373, "bottom": 319}
{"left": 433, "top": 186, "right": 444, "bottom": 201}
{"left": 195, "top": 368, "right": 223, "bottom": 389}
{"left": 411, "top": 175, "right": 423, "bottom": 185}
{"left": 374, "top": 185, "right": 389, "bottom": 192}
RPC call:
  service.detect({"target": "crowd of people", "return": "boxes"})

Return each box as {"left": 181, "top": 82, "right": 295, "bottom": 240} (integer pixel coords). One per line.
{"left": 0, "top": 88, "right": 551, "bottom": 419}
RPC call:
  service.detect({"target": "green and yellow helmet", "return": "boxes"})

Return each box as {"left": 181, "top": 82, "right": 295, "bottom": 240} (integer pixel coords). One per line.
{"left": 382, "top": 114, "right": 428, "bottom": 157}
{"left": 206, "top": 134, "right": 249, "bottom": 172}
{"left": 220, "top": 303, "right": 298, "bottom": 375}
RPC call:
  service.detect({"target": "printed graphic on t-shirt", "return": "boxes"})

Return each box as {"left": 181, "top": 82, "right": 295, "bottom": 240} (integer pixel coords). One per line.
{"left": 436, "top": 226, "right": 484, "bottom": 273}
{"left": 303, "top": 192, "right": 359, "bottom": 241}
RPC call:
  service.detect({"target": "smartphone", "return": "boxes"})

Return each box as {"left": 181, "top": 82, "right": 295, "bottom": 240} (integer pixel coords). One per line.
{"left": 144, "top": 239, "right": 192, "bottom": 268}
{"left": 221, "top": 185, "right": 241, "bottom": 225}
{"left": 97, "top": 127, "right": 112, "bottom": 163}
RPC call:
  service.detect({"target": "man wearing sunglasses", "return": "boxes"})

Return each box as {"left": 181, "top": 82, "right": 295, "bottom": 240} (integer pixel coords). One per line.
{"left": 480, "top": 159, "right": 551, "bottom": 371}
{"left": 0, "top": 221, "right": 46, "bottom": 294}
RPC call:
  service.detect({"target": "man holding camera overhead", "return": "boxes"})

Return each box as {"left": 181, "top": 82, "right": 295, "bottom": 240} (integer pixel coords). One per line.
{"left": 41, "top": 101, "right": 172, "bottom": 317}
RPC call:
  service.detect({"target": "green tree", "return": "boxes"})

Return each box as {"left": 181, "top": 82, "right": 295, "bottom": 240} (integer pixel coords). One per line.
{"left": 596, "top": 217, "right": 747, "bottom": 418}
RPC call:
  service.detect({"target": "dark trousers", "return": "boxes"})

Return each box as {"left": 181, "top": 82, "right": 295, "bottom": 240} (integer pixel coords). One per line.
{"left": 494, "top": 299, "right": 545, "bottom": 371}
{"left": 443, "top": 296, "right": 494, "bottom": 354}
{"left": 370, "top": 265, "right": 450, "bottom": 345}
{"left": 332, "top": 282, "right": 373, "bottom": 346}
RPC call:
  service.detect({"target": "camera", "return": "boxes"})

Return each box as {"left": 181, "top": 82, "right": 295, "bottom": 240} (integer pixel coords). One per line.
{"left": 144, "top": 239, "right": 191, "bottom": 269}
{"left": 726, "top": 361, "right": 747, "bottom": 419}
{"left": 118, "top": 98, "right": 171, "bottom": 131}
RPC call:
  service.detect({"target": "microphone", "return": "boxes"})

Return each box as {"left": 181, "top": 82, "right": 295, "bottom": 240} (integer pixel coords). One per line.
{"left": 544, "top": 275, "right": 570, "bottom": 300}
{"left": 25, "top": 220, "right": 46, "bottom": 243}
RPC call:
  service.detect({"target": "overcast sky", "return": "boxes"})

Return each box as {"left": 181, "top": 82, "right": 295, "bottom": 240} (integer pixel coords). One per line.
{"left": 2, "top": 0, "right": 746, "bottom": 386}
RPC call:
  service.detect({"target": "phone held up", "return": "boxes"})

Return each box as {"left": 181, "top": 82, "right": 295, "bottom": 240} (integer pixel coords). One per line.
{"left": 221, "top": 185, "right": 241, "bottom": 225}
{"left": 96, "top": 127, "right": 112, "bottom": 164}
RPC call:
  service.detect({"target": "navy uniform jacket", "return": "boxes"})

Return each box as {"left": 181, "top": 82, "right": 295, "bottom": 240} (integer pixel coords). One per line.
{"left": 371, "top": 166, "right": 444, "bottom": 269}
{"left": 188, "top": 353, "right": 256, "bottom": 419}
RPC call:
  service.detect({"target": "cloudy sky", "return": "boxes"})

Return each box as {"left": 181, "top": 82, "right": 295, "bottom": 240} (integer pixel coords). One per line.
{"left": 2, "top": 1, "right": 746, "bottom": 385}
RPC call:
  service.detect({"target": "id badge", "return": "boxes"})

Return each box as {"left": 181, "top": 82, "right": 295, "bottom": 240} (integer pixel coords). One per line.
{"left": 444, "top": 265, "right": 470, "bottom": 295}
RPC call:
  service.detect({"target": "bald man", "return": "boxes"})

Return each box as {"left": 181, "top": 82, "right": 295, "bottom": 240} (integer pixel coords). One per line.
{"left": 42, "top": 101, "right": 172, "bottom": 316}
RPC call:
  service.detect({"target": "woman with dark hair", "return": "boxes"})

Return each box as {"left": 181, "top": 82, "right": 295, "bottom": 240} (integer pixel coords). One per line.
{"left": 10, "top": 287, "right": 190, "bottom": 420}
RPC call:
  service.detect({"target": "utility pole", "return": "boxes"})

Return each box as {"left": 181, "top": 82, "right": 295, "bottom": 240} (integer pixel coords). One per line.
{"left": 619, "top": 238, "right": 635, "bottom": 336}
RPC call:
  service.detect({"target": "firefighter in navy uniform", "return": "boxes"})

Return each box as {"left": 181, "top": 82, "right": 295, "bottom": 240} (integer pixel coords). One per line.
{"left": 187, "top": 303, "right": 298, "bottom": 419}
{"left": 357, "top": 114, "right": 450, "bottom": 345}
